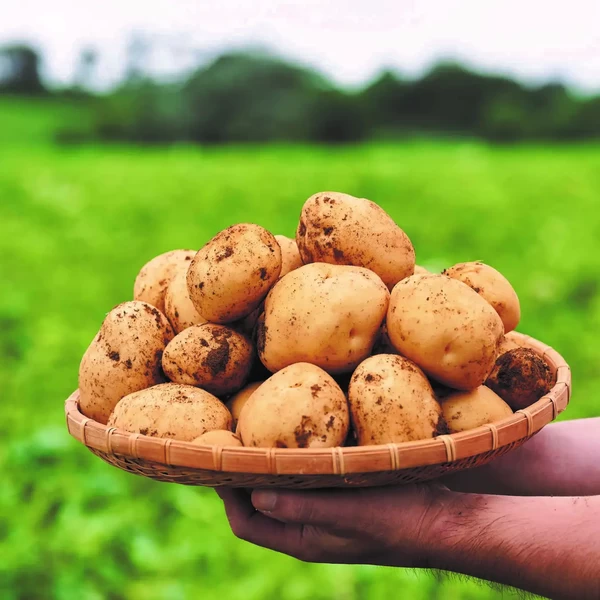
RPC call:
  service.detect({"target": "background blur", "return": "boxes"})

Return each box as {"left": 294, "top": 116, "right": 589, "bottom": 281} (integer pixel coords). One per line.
{"left": 2, "top": 2, "right": 599, "bottom": 599}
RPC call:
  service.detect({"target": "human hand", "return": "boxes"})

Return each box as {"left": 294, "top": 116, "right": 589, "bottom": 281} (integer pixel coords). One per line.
{"left": 216, "top": 484, "right": 450, "bottom": 567}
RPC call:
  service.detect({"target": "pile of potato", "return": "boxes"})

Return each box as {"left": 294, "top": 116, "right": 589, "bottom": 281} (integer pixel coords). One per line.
{"left": 78, "top": 191, "right": 555, "bottom": 449}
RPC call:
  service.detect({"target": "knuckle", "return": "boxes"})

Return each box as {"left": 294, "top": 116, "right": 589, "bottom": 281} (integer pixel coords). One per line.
{"left": 229, "top": 518, "right": 250, "bottom": 541}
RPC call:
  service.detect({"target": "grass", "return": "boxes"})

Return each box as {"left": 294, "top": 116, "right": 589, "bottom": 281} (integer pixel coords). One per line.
{"left": 1, "top": 100, "right": 600, "bottom": 599}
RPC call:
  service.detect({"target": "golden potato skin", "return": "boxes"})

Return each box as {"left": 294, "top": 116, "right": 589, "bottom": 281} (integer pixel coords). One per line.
{"left": 441, "top": 386, "right": 513, "bottom": 433}
{"left": 387, "top": 274, "right": 504, "bottom": 390}
{"left": 349, "top": 354, "right": 446, "bottom": 445}
{"left": 187, "top": 224, "right": 281, "bottom": 323}
{"left": 79, "top": 301, "right": 174, "bottom": 424}
{"left": 133, "top": 250, "right": 195, "bottom": 313}
{"left": 296, "top": 191, "right": 415, "bottom": 289}
{"left": 486, "top": 348, "right": 555, "bottom": 410}
{"left": 226, "top": 381, "right": 263, "bottom": 430}
{"left": 237, "top": 363, "right": 349, "bottom": 448}
{"left": 258, "top": 263, "right": 389, "bottom": 374}
{"left": 164, "top": 270, "right": 207, "bottom": 334}
{"left": 162, "top": 324, "right": 254, "bottom": 396}
{"left": 108, "top": 383, "right": 231, "bottom": 440}
{"left": 192, "top": 430, "right": 243, "bottom": 447}
{"left": 274, "top": 234, "right": 303, "bottom": 277}
{"left": 443, "top": 261, "right": 521, "bottom": 333}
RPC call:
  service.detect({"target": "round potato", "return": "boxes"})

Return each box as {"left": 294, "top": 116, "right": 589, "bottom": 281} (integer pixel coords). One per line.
{"left": 486, "top": 348, "right": 555, "bottom": 410}
{"left": 192, "top": 430, "right": 243, "bottom": 447}
{"left": 387, "top": 274, "right": 504, "bottom": 390}
{"left": 258, "top": 263, "right": 389, "bottom": 374}
{"left": 134, "top": 250, "right": 195, "bottom": 313}
{"left": 162, "top": 324, "right": 254, "bottom": 396}
{"left": 108, "top": 383, "right": 231, "bottom": 440}
{"left": 275, "top": 234, "right": 303, "bottom": 277}
{"left": 79, "top": 301, "right": 174, "bottom": 424}
{"left": 413, "top": 265, "right": 430, "bottom": 275}
{"left": 349, "top": 354, "right": 446, "bottom": 445}
{"left": 296, "top": 191, "right": 415, "bottom": 289}
{"left": 226, "top": 381, "right": 263, "bottom": 430}
{"left": 237, "top": 363, "right": 349, "bottom": 448}
{"left": 187, "top": 224, "right": 281, "bottom": 323}
{"left": 164, "top": 270, "right": 207, "bottom": 333}
{"left": 443, "top": 261, "right": 520, "bottom": 333}
{"left": 442, "top": 386, "right": 513, "bottom": 433}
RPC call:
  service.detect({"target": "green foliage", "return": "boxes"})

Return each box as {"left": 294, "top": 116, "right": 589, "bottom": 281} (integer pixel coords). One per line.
{"left": 1, "top": 131, "right": 599, "bottom": 599}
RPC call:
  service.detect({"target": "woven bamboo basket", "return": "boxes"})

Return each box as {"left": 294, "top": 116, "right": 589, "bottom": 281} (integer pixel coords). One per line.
{"left": 65, "top": 332, "right": 570, "bottom": 488}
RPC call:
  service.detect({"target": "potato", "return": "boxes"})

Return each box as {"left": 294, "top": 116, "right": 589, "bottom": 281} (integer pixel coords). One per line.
{"left": 237, "top": 363, "right": 349, "bottom": 448}
{"left": 258, "top": 263, "right": 389, "bottom": 374}
{"left": 387, "top": 274, "right": 504, "bottom": 390}
{"left": 348, "top": 354, "right": 446, "bottom": 445}
{"left": 275, "top": 234, "right": 303, "bottom": 277}
{"left": 108, "top": 383, "right": 231, "bottom": 440}
{"left": 187, "top": 224, "right": 281, "bottom": 323}
{"left": 413, "top": 265, "right": 430, "bottom": 275}
{"left": 296, "top": 191, "right": 415, "bottom": 289}
{"left": 486, "top": 348, "right": 555, "bottom": 410}
{"left": 134, "top": 250, "right": 195, "bottom": 313}
{"left": 164, "top": 270, "right": 207, "bottom": 333}
{"left": 192, "top": 430, "right": 243, "bottom": 447}
{"left": 497, "top": 334, "right": 520, "bottom": 356}
{"left": 226, "top": 381, "right": 262, "bottom": 430}
{"left": 443, "top": 261, "right": 520, "bottom": 333}
{"left": 442, "top": 386, "right": 513, "bottom": 433}
{"left": 79, "top": 301, "right": 174, "bottom": 424}
{"left": 162, "top": 324, "right": 254, "bottom": 396}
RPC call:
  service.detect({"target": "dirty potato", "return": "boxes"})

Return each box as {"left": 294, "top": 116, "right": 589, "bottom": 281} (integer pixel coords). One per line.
{"left": 442, "top": 386, "right": 513, "bottom": 433}
{"left": 133, "top": 250, "right": 195, "bottom": 313}
{"left": 275, "top": 234, "right": 303, "bottom": 277}
{"left": 79, "top": 301, "right": 174, "bottom": 424}
{"left": 443, "top": 261, "right": 521, "bottom": 333}
{"left": 349, "top": 354, "right": 446, "bottom": 445}
{"left": 226, "top": 381, "right": 263, "bottom": 430}
{"left": 192, "top": 430, "right": 243, "bottom": 447}
{"left": 486, "top": 348, "right": 555, "bottom": 410}
{"left": 162, "top": 324, "right": 254, "bottom": 396}
{"left": 187, "top": 224, "right": 281, "bottom": 323}
{"left": 164, "top": 270, "right": 207, "bottom": 334}
{"left": 296, "top": 191, "right": 415, "bottom": 289}
{"left": 258, "top": 263, "right": 389, "bottom": 374}
{"left": 387, "top": 274, "right": 504, "bottom": 390}
{"left": 237, "top": 363, "right": 349, "bottom": 448}
{"left": 108, "top": 383, "right": 231, "bottom": 440}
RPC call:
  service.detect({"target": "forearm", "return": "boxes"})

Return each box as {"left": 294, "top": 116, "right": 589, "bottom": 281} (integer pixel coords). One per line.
{"left": 426, "top": 491, "right": 600, "bottom": 599}
{"left": 443, "top": 418, "right": 600, "bottom": 496}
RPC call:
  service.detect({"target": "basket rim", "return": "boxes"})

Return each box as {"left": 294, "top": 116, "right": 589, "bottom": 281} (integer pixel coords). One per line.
{"left": 65, "top": 332, "right": 571, "bottom": 477}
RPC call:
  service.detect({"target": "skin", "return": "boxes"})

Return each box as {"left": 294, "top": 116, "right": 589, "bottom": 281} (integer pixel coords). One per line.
{"left": 217, "top": 418, "right": 600, "bottom": 600}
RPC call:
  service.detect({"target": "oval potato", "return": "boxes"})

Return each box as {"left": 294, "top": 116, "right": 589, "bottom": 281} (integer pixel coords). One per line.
{"left": 134, "top": 250, "right": 195, "bottom": 313}
{"left": 443, "top": 261, "right": 520, "bottom": 333}
{"left": 349, "top": 354, "right": 446, "bottom": 445}
{"left": 192, "top": 430, "right": 243, "bottom": 447}
{"left": 187, "top": 224, "right": 281, "bottom": 323}
{"left": 164, "top": 270, "right": 207, "bottom": 334}
{"left": 275, "top": 234, "right": 303, "bottom": 277}
{"left": 79, "top": 301, "right": 174, "bottom": 424}
{"left": 162, "top": 324, "right": 254, "bottom": 396}
{"left": 442, "top": 386, "right": 513, "bottom": 433}
{"left": 108, "top": 383, "right": 231, "bottom": 440}
{"left": 259, "top": 262, "right": 389, "bottom": 374}
{"left": 226, "top": 381, "right": 263, "bottom": 430}
{"left": 387, "top": 274, "right": 504, "bottom": 390}
{"left": 237, "top": 363, "right": 349, "bottom": 448}
{"left": 413, "top": 265, "right": 430, "bottom": 275}
{"left": 296, "top": 191, "right": 415, "bottom": 289}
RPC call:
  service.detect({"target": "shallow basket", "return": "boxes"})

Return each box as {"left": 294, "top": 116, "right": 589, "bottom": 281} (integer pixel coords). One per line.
{"left": 65, "top": 333, "right": 571, "bottom": 489}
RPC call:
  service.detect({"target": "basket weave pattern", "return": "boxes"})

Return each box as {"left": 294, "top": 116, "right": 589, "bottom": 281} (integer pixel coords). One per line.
{"left": 66, "top": 333, "right": 571, "bottom": 488}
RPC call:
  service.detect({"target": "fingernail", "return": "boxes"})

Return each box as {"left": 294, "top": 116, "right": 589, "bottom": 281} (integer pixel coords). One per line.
{"left": 252, "top": 490, "right": 278, "bottom": 512}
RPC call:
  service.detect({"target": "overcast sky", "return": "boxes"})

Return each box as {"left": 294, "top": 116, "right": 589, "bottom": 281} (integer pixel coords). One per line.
{"left": 2, "top": 0, "right": 599, "bottom": 91}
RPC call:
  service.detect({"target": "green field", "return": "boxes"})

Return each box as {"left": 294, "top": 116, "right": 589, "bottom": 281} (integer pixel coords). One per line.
{"left": 1, "top": 100, "right": 600, "bottom": 599}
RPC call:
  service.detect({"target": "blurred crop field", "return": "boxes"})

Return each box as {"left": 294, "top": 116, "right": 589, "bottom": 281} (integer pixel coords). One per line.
{"left": 1, "top": 99, "right": 599, "bottom": 600}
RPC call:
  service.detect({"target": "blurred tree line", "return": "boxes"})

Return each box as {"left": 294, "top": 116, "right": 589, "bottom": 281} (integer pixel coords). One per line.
{"left": 2, "top": 42, "right": 600, "bottom": 143}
